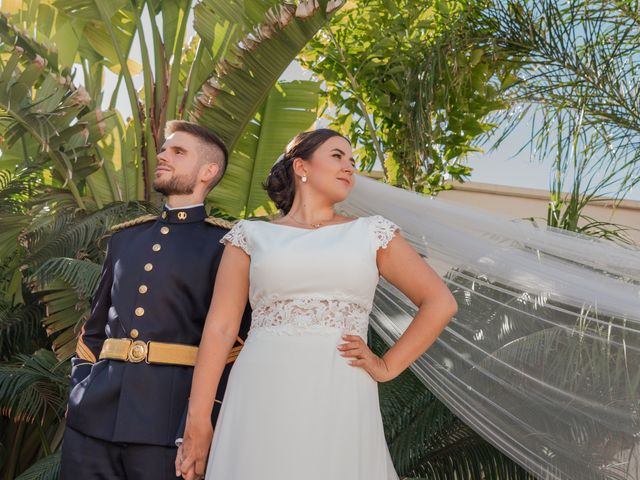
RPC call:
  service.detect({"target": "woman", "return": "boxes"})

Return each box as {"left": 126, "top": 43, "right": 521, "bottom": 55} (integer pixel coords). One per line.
{"left": 177, "top": 129, "right": 458, "bottom": 480}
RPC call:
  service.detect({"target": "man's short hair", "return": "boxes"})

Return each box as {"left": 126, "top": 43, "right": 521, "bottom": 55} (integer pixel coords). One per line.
{"left": 164, "top": 120, "right": 229, "bottom": 190}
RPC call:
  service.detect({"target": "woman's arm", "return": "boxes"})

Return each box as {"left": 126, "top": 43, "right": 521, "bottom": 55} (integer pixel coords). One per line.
{"left": 377, "top": 233, "right": 457, "bottom": 378}
{"left": 177, "top": 244, "right": 250, "bottom": 480}
{"left": 340, "top": 233, "right": 457, "bottom": 382}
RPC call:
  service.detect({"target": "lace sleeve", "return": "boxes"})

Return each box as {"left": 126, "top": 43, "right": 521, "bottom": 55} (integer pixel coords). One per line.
{"left": 220, "top": 220, "right": 251, "bottom": 255}
{"left": 370, "top": 215, "right": 400, "bottom": 250}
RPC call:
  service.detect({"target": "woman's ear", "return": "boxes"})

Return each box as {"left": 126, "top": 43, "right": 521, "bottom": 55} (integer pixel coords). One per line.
{"left": 291, "top": 157, "right": 308, "bottom": 178}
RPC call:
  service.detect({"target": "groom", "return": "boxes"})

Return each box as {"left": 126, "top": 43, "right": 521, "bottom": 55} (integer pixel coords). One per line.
{"left": 60, "top": 120, "right": 252, "bottom": 479}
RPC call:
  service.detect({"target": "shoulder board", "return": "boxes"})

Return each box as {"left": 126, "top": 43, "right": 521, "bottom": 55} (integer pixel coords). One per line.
{"left": 111, "top": 214, "right": 157, "bottom": 233}
{"left": 204, "top": 216, "right": 235, "bottom": 229}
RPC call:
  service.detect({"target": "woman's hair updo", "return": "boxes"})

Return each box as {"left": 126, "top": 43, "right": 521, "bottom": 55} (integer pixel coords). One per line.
{"left": 263, "top": 129, "right": 349, "bottom": 214}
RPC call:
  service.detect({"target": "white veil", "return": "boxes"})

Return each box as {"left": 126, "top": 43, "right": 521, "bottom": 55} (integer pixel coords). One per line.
{"left": 338, "top": 175, "right": 640, "bottom": 480}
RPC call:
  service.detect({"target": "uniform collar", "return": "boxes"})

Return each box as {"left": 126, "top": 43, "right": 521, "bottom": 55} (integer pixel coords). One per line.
{"left": 160, "top": 204, "right": 207, "bottom": 224}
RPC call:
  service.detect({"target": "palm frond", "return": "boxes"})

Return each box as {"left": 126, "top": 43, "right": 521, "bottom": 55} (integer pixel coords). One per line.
{"left": 14, "top": 452, "right": 61, "bottom": 480}
{"left": 0, "top": 12, "right": 61, "bottom": 72}
{"left": 0, "top": 47, "right": 95, "bottom": 207}
{"left": 0, "top": 349, "right": 68, "bottom": 424}
{"left": 24, "top": 201, "right": 157, "bottom": 269}
{"left": 33, "top": 258, "right": 101, "bottom": 300}
{"left": 191, "top": 0, "right": 339, "bottom": 151}
{"left": 0, "top": 303, "right": 46, "bottom": 360}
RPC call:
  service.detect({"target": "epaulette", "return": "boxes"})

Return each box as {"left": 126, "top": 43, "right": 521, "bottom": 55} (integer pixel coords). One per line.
{"left": 204, "top": 216, "right": 235, "bottom": 229}
{"left": 111, "top": 214, "right": 157, "bottom": 233}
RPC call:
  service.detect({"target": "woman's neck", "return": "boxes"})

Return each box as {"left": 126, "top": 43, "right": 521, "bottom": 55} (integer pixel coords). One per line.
{"left": 285, "top": 195, "right": 336, "bottom": 224}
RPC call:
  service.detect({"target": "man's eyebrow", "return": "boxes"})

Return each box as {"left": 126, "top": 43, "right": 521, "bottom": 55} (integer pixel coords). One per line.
{"left": 165, "top": 144, "right": 189, "bottom": 152}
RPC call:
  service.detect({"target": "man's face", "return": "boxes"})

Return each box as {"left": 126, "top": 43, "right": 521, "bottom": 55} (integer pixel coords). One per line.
{"left": 153, "top": 131, "right": 204, "bottom": 196}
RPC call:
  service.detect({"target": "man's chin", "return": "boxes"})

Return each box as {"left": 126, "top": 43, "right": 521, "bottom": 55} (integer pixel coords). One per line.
{"left": 153, "top": 181, "right": 195, "bottom": 197}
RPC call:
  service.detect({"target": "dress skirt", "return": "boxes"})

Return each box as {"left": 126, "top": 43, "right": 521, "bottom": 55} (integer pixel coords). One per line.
{"left": 205, "top": 327, "right": 399, "bottom": 480}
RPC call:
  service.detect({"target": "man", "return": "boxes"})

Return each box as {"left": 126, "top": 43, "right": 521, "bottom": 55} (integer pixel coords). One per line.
{"left": 60, "top": 120, "right": 251, "bottom": 479}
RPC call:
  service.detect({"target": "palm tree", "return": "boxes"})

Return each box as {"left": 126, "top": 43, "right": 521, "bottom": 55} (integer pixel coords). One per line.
{"left": 481, "top": 0, "right": 640, "bottom": 242}
{"left": 0, "top": 1, "right": 337, "bottom": 477}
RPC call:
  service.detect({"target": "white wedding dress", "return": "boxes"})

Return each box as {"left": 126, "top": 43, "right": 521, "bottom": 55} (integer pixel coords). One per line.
{"left": 205, "top": 215, "right": 401, "bottom": 480}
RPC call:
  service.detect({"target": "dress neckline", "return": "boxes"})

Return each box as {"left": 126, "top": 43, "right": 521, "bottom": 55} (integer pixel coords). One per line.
{"left": 263, "top": 216, "right": 362, "bottom": 231}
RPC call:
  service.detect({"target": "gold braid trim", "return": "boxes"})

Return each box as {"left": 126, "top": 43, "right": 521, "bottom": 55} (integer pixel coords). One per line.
{"left": 204, "top": 216, "right": 235, "bottom": 229}
{"left": 110, "top": 214, "right": 157, "bottom": 233}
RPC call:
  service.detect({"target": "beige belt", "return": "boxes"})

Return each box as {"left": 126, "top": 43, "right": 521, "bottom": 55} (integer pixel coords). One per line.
{"left": 99, "top": 338, "right": 243, "bottom": 366}
{"left": 99, "top": 338, "right": 198, "bottom": 366}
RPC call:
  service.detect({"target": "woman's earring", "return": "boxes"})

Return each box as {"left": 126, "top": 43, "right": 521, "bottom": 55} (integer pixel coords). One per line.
{"left": 301, "top": 175, "right": 308, "bottom": 183}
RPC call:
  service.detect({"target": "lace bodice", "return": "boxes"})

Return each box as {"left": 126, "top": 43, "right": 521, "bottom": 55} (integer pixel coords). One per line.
{"left": 221, "top": 215, "right": 399, "bottom": 337}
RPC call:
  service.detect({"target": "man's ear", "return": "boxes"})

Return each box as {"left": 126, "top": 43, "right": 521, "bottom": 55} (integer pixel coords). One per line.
{"left": 201, "top": 162, "right": 220, "bottom": 185}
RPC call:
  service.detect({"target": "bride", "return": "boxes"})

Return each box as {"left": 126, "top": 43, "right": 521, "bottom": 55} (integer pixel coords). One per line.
{"left": 177, "top": 128, "right": 458, "bottom": 480}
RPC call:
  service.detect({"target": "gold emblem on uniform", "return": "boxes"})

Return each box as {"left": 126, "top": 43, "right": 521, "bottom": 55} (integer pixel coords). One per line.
{"left": 177, "top": 211, "right": 188, "bottom": 220}
{"left": 162, "top": 211, "right": 167, "bottom": 219}
{"left": 127, "top": 340, "right": 148, "bottom": 363}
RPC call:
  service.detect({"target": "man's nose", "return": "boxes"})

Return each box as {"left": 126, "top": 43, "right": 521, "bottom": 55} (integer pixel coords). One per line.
{"left": 157, "top": 150, "right": 169, "bottom": 163}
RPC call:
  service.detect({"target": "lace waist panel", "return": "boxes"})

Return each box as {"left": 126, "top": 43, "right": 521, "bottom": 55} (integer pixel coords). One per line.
{"left": 250, "top": 298, "right": 370, "bottom": 338}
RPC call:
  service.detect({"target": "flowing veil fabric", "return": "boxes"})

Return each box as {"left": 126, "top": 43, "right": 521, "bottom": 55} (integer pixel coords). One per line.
{"left": 337, "top": 175, "right": 640, "bottom": 480}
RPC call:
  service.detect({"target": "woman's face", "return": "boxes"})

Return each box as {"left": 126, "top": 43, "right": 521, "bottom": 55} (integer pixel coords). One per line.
{"left": 294, "top": 135, "right": 356, "bottom": 204}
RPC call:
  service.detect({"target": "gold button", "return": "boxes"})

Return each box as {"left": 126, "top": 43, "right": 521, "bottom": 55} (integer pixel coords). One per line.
{"left": 162, "top": 211, "right": 167, "bottom": 219}
{"left": 135, "top": 307, "right": 145, "bottom": 316}
{"left": 152, "top": 243, "right": 161, "bottom": 252}
{"left": 138, "top": 285, "right": 148, "bottom": 294}
{"left": 160, "top": 226, "right": 170, "bottom": 235}
{"left": 177, "top": 211, "right": 187, "bottom": 220}
{"left": 130, "top": 329, "right": 139, "bottom": 339}
{"left": 144, "top": 263, "right": 153, "bottom": 272}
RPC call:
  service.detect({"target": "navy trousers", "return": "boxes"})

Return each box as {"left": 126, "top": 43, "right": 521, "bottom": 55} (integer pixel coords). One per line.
{"left": 59, "top": 426, "right": 179, "bottom": 480}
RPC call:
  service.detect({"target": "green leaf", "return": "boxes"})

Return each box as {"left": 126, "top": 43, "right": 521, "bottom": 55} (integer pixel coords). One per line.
{"left": 192, "top": 1, "right": 332, "bottom": 151}
{"left": 14, "top": 452, "right": 61, "bottom": 480}
{"left": 209, "top": 80, "right": 320, "bottom": 217}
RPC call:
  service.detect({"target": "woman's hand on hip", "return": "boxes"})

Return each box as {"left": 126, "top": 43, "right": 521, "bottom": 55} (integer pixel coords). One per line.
{"left": 338, "top": 334, "right": 395, "bottom": 382}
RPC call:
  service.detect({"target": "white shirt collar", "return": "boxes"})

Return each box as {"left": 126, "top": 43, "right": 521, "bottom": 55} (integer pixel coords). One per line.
{"left": 165, "top": 203, "right": 204, "bottom": 211}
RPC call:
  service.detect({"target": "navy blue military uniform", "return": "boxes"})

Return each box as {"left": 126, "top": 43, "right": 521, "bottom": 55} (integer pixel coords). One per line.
{"left": 60, "top": 204, "right": 251, "bottom": 479}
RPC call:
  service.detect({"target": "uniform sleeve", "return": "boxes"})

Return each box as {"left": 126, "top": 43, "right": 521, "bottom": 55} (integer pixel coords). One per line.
{"left": 370, "top": 215, "right": 400, "bottom": 250}
{"left": 69, "top": 238, "right": 114, "bottom": 387}
{"left": 220, "top": 220, "right": 251, "bottom": 255}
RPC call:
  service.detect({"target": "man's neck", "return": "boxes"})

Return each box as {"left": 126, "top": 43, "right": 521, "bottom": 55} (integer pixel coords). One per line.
{"left": 165, "top": 194, "right": 206, "bottom": 209}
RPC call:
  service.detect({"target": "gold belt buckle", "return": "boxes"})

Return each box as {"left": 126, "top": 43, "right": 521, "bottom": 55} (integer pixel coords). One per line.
{"left": 127, "top": 340, "right": 148, "bottom": 363}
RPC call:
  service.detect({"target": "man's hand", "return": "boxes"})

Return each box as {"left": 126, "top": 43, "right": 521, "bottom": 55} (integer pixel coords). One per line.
{"left": 177, "top": 420, "right": 213, "bottom": 480}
